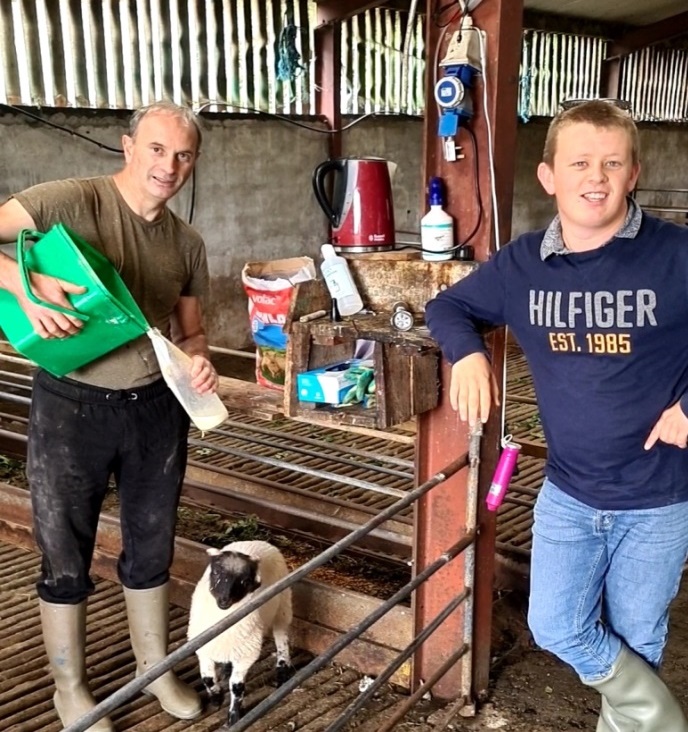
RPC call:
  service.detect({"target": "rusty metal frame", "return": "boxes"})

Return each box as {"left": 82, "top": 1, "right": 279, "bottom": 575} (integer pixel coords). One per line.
{"left": 414, "top": 0, "right": 524, "bottom": 704}
{"left": 57, "top": 453, "right": 473, "bottom": 732}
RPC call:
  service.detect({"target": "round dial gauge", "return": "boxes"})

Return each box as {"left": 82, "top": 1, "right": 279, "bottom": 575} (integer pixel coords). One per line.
{"left": 391, "top": 304, "right": 414, "bottom": 332}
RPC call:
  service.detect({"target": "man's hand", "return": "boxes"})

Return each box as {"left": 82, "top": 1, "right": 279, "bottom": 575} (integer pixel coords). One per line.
{"left": 190, "top": 355, "right": 219, "bottom": 395}
{"left": 644, "top": 402, "right": 688, "bottom": 450}
{"left": 17, "top": 272, "right": 86, "bottom": 339}
{"left": 449, "top": 352, "right": 500, "bottom": 425}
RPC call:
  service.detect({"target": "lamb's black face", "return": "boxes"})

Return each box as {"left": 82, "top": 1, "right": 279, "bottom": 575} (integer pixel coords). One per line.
{"left": 209, "top": 551, "right": 261, "bottom": 610}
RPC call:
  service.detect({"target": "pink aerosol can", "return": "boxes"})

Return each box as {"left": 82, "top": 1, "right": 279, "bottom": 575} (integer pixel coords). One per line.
{"left": 486, "top": 439, "right": 521, "bottom": 512}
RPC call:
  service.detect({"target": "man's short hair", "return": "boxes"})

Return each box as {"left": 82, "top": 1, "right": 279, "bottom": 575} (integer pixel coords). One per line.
{"left": 129, "top": 101, "right": 202, "bottom": 152}
{"left": 543, "top": 99, "right": 639, "bottom": 168}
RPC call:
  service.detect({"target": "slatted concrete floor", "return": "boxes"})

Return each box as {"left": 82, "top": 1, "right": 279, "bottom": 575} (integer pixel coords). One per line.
{"left": 0, "top": 344, "right": 546, "bottom": 565}
{"left": 0, "top": 541, "right": 418, "bottom": 732}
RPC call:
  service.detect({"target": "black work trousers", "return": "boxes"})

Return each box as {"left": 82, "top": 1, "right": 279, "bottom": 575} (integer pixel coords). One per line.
{"left": 27, "top": 369, "right": 190, "bottom": 604}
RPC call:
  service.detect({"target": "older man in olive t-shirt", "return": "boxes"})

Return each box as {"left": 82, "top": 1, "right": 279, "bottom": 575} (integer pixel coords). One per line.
{"left": 0, "top": 102, "right": 217, "bottom": 729}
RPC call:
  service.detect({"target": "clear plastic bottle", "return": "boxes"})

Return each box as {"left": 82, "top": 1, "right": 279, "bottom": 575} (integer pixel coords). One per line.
{"left": 320, "top": 244, "right": 364, "bottom": 316}
{"left": 148, "top": 328, "right": 228, "bottom": 432}
{"left": 421, "top": 177, "right": 455, "bottom": 262}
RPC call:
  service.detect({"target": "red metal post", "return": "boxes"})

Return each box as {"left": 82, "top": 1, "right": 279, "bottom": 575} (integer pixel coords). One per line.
{"left": 413, "top": 0, "right": 523, "bottom": 702}
{"left": 314, "top": 12, "right": 342, "bottom": 159}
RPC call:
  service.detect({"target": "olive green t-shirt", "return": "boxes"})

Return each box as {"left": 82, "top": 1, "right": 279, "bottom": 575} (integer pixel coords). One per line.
{"left": 14, "top": 176, "right": 209, "bottom": 389}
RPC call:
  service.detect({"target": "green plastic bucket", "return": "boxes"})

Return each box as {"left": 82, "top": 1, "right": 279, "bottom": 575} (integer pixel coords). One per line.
{"left": 0, "top": 225, "right": 150, "bottom": 376}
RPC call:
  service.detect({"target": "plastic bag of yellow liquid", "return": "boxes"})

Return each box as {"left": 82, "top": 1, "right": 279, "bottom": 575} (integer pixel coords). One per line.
{"left": 148, "top": 328, "right": 228, "bottom": 432}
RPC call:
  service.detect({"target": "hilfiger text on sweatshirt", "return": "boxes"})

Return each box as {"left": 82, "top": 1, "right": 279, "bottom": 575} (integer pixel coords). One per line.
{"left": 529, "top": 288, "right": 657, "bottom": 355}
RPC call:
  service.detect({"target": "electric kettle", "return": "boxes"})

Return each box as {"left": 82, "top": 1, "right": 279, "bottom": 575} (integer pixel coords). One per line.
{"left": 312, "top": 157, "right": 396, "bottom": 252}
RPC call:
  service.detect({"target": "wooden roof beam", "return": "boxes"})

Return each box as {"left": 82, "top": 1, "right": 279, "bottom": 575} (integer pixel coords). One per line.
{"left": 315, "top": 0, "right": 388, "bottom": 26}
{"left": 608, "top": 10, "right": 688, "bottom": 59}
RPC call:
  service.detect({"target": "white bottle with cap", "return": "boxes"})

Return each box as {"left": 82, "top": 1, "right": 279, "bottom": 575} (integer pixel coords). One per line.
{"left": 421, "top": 177, "right": 455, "bottom": 262}
{"left": 320, "top": 244, "right": 364, "bottom": 316}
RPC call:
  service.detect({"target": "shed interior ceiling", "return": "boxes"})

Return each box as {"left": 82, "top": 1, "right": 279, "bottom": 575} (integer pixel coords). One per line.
{"left": 370, "top": 0, "right": 688, "bottom": 28}
{"left": 523, "top": 0, "right": 686, "bottom": 27}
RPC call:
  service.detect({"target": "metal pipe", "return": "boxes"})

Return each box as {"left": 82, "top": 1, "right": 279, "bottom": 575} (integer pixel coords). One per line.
{"left": 0, "top": 411, "right": 28, "bottom": 424}
{"left": 377, "top": 645, "right": 469, "bottom": 732}
{"left": 62, "top": 452, "right": 471, "bottom": 732}
{"left": 187, "top": 437, "right": 408, "bottom": 499}
{"left": 324, "top": 594, "right": 471, "bottom": 732}
{"left": 495, "top": 541, "right": 531, "bottom": 558}
{"left": 0, "top": 379, "right": 32, "bottom": 393}
{"left": 0, "top": 369, "right": 33, "bottom": 382}
{"left": 185, "top": 461, "right": 414, "bottom": 527}
{"left": 209, "top": 345, "right": 255, "bottom": 359}
{"left": 232, "top": 534, "right": 474, "bottom": 732}
{"left": 504, "top": 495, "right": 537, "bottom": 509}
{"left": 183, "top": 477, "right": 412, "bottom": 549}
{"left": 215, "top": 418, "right": 414, "bottom": 469}
{"left": 0, "top": 428, "right": 27, "bottom": 443}
{"left": 207, "top": 426, "right": 412, "bottom": 480}
{"left": 0, "top": 352, "right": 33, "bottom": 367}
{"left": 460, "top": 423, "right": 482, "bottom": 702}
{"left": 0, "top": 393, "right": 31, "bottom": 407}
{"left": 507, "top": 484, "right": 539, "bottom": 497}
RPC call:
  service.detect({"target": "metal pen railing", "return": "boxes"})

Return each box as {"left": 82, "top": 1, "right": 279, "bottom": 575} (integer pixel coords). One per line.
{"left": 62, "top": 448, "right": 477, "bottom": 732}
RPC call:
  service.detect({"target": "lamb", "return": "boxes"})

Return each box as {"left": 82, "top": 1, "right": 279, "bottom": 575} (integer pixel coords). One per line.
{"left": 187, "top": 540, "right": 293, "bottom": 726}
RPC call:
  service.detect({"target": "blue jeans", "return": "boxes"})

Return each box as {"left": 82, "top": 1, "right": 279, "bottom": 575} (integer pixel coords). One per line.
{"left": 528, "top": 479, "right": 688, "bottom": 682}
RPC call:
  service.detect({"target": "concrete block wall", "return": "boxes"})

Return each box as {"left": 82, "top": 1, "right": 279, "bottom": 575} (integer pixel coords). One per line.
{"left": 0, "top": 110, "right": 685, "bottom": 348}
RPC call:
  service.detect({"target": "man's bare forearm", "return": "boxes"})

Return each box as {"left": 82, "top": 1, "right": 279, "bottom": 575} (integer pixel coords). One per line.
{"left": 0, "top": 251, "right": 21, "bottom": 295}
{"left": 176, "top": 331, "right": 211, "bottom": 361}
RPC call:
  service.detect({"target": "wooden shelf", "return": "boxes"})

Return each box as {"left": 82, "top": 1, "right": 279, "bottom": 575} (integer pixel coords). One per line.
{"left": 283, "top": 257, "right": 477, "bottom": 429}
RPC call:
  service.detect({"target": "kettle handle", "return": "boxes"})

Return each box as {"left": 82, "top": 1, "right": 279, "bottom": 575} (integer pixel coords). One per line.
{"left": 312, "top": 159, "right": 344, "bottom": 226}
{"left": 16, "top": 229, "right": 90, "bottom": 321}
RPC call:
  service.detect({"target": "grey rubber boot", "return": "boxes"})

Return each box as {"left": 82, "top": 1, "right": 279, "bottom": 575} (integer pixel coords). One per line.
{"left": 585, "top": 645, "right": 688, "bottom": 732}
{"left": 39, "top": 600, "right": 115, "bottom": 732}
{"left": 123, "top": 584, "right": 201, "bottom": 720}
{"left": 597, "top": 697, "right": 632, "bottom": 732}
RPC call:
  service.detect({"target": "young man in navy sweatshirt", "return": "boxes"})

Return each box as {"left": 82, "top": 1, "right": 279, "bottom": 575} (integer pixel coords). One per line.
{"left": 426, "top": 100, "right": 688, "bottom": 731}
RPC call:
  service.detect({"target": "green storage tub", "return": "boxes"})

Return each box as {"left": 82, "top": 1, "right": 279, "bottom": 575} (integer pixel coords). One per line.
{"left": 0, "top": 225, "right": 149, "bottom": 376}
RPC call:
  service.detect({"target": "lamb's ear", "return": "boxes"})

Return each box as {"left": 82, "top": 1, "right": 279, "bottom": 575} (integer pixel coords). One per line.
{"left": 207, "top": 548, "right": 221, "bottom": 557}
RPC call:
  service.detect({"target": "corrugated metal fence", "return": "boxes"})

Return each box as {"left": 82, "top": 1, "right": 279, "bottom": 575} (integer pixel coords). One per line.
{"left": 0, "top": 0, "right": 423, "bottom": 116}
{"left": 519, "top": 28, "right": 688, "bottom": 122}
{"left": 0, "top": 2, "right": 686, "bottom": 122}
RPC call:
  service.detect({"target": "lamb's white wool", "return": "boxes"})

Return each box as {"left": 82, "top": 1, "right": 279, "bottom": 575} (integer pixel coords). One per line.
{"left": 187, "top": 540, "right": 292, "bottom": 725}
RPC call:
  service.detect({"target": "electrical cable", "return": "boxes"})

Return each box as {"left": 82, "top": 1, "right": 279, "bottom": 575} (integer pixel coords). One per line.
{"left": 476, "top": 28, "right": 501, "bottom": 252}
{"left": 401, "top": 123, "right": 482, "bottom": 255}
{"left": 2, "top": 99, "right": 373, "bottom": 227}
{"left": 188, "top": 167, "right": 197, "bottom": 226}
{"left": 432, "top": 0, "right": 463, "bottom": 28}
{"left": 0, "top": 103, "right": 123, "bottom": 154}
{"left": 2, "top": 97, "right": 374, "bottom": 158}
{"left": 473, "top": 24, "right": 509, "bottom": 442}
{"left": 194, "top": 101, "right": 373, "bottom": 134}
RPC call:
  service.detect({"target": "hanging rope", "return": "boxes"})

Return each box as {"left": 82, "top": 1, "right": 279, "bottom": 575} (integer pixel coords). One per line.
{"left": 276, "top": 10, "right": 305, "bottom": 83}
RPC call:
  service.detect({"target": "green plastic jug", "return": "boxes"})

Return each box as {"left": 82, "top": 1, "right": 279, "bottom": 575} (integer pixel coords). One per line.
{"left": 0, "top": 225, "right": 150, "bottom": 376}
